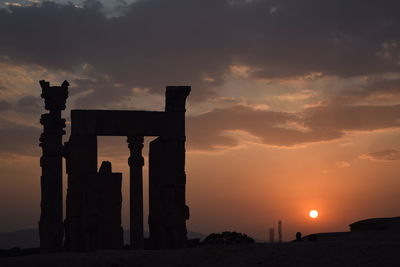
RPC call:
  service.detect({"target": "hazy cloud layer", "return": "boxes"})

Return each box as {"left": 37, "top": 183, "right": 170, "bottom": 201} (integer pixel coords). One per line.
{"left": 2, "top": 101, "right": 399, "bottom": 155}
{"left": 360, "top": 148, "right": 400, "bottom": 161}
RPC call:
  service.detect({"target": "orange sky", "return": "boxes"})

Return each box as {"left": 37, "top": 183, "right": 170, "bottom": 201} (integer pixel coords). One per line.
{"left": 0, "top": 0, "right": 400, "bottom": 242}
{"left": 1, "top": 93, "right": 399, "bottom": 241}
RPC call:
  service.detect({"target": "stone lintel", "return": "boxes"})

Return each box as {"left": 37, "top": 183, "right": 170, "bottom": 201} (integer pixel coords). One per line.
{"left": 71, "top": 110, "right": 183, "bottom": 137}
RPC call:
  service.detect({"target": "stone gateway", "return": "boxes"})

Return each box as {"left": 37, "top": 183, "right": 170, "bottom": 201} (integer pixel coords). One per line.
{"left": 39, "top": 81, "right": 190, "bottom": 252}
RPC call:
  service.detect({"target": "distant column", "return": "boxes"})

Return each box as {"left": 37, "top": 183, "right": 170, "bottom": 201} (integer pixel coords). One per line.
{"left": 39, "top": 80, "right": 69, "bottom": 252}
{"left": 127, "top": 136, "right": 144, "bottom": 249}
{"left": 269, "top": 228, "right": 275, "bottom": 243}
{"left": 278, "top": 220, "right": 282, "bottom": 242}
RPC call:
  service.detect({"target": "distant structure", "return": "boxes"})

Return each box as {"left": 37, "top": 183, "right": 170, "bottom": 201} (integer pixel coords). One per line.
{"left": 269, "top": 228, "right": 275, "bottom": 243}
{"left": 39, "top": 80, "right": 191, "bottom": 252}
{"left": 295, "top": 232, "right": 302, "bottom": 241}
{"left": 350, "top": 217, "right": 400, "bottom": 232}
{"left": 302, "top": 217, "right": 400, "bottom": 242}
{"left": 278, "top": 220, "right": 282, "bottom": 242}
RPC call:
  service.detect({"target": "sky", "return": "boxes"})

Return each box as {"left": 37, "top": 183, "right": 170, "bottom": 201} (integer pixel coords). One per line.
{"left": 0, "top": 0, "right": 399, "bottom": 241}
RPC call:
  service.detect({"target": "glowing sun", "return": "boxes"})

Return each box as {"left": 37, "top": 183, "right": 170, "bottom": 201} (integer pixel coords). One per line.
{"left": 309, "top": 210, "right": 319, "bottom": 219}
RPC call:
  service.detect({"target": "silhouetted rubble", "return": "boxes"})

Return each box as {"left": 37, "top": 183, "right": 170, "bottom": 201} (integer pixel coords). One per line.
{"left": 82, "top": 161, "right": 123, "bottom": 251}
{"left": 201, "top": 232, "right": 255, "bottom": 245}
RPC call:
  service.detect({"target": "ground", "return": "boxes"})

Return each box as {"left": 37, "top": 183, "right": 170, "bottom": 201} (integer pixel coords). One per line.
{"left": 1, "top": 242, "right": 399, "bottom": 267}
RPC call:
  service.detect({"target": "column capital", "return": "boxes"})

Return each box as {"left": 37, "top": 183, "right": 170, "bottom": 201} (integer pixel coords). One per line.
{"left": 127, "top": 136, "right": 144, "bottom": 167}
{"left": 127, "top": 136, "right": 144, "bottom": 146}
{"left": 40, "top": 80, "right": 69, "bottom": 111}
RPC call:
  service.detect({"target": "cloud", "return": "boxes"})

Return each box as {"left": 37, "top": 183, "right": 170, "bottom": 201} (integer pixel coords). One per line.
{"left": 274, "top": 90, "right": 318, "bottom": 101}
{"left": 187, "top": 103, "right": 400, "bottom": 150}
{"left": 303, "top": 104, "right": 400, "bottom": 132}
{"left": 70, "top": 77, "right": 131, "bottom": 109}
{"left": 2, "top": 84, "right": 400, "bottom": 155}
{"left": 0, "top": 122, "right": 40, "bottom": 156}
{"left": 1, "top": 0, "right": 400, "bottom": 104}
{"left": 3, "top": 93, "right": 400, "bottom": 156}
{"left": 336, "top": 161, "right": 350, "bottom": 168}
{"left": 187, "top": 104, "right": 337, "bottom": 150}
{"left": 327, "top": 77, "right": 400, "bottom": 106}
{"left": 15, "top": 96, "right": 41, "bottom": 113}
{"left": 360, "top": 148, "right": 400, "bottom": 161}
{"left": 0, "top": 100, "right": 12, "bottom": 111}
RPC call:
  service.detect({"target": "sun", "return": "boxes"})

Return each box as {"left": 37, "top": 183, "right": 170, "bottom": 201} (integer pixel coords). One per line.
{"left": 309, "top": 209, "right": 319, "bottom": 219}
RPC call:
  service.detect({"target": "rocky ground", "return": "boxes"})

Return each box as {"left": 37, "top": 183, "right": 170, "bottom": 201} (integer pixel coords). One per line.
{"left": 1, "top": 241, "right": 399, "bottom": 267}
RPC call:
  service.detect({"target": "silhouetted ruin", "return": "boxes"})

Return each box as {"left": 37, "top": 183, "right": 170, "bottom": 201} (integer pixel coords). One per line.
{"left": 39, "top": 81, "right": 191, "bottom": 252}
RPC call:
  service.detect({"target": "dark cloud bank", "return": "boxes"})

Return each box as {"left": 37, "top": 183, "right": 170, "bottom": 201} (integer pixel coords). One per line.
{"left": 1, "top": 0, "right": 399, "bottom": 98}
{"left": 0, "top": 0, "right": 400, "bottom": 152}
{"left": 187, "top": 103, "right": 400, "bottom": 149}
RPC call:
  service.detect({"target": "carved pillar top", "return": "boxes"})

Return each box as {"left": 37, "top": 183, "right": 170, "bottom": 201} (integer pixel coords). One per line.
{"left": 127, "top": 136, "right": 144, "bottom": 167}
{"left": 165, "top": 86, "right": 191, "bottom": 112}
{"left": 40, "top": 80, "right": 69, "bottom": 111}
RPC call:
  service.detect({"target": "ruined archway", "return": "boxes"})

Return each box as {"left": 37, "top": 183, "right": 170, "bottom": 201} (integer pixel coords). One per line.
{"left": 39, "top": 81, "right": 190, "bottom": 252}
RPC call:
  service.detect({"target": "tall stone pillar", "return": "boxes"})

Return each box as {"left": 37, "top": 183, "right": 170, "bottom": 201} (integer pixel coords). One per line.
{"left": 127, "top": 136, "right": 144, "bottom": 249}
{"left": 39, "top": 80, "right": 69, "bottom": 252}
{"left": 149, "top": 86, "right": 190, "bottom": 249}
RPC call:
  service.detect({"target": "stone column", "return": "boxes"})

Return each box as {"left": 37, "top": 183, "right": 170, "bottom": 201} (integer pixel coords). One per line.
{"left": 149, "top": 86, "right": 190, "bottom": 249}
{"left": 39, "top": 80, "right": 69, "bottom": 252}
{"left": 127, "top": 136, "right": 144, "bottom": 249}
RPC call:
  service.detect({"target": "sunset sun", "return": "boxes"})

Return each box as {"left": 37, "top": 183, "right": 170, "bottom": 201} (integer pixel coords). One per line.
{"left": 309, "top": 210, "right": 319, "bottom": 219}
